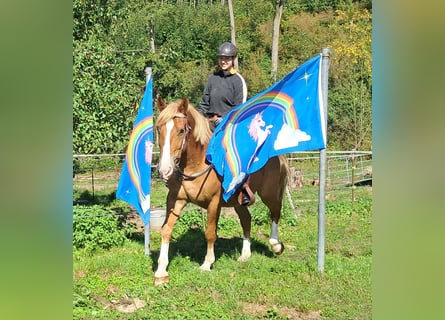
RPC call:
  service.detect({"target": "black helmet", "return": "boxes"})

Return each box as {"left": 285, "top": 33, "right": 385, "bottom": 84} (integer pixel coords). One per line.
{"left": 217, "top": 42, "right": 238, "bottom": 57}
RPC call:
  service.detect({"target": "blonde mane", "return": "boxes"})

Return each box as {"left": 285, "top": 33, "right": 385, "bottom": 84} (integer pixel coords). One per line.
{"left": 157, "top": 99, "right": 212, "bottom": 146}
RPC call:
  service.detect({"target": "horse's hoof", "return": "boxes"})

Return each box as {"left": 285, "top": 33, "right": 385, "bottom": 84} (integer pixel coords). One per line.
{"left": 154, "top": 276, "right": 169, "bottom": 286}
{"left": 237, "top": 254, "right": 251, "bottom": 262}
{"left": 199, "top": 264, "right": 212, "bottom": 271}
{"left": 275, "top": 242, "right": 285, "bottom": 255}
{"left": 271, "top": 241, "right": 284, "bottom": 255}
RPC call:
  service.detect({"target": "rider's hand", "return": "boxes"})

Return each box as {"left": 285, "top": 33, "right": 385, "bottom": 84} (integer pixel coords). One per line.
{"left": 213, "top": 117, "right": 222, "bottom": 127}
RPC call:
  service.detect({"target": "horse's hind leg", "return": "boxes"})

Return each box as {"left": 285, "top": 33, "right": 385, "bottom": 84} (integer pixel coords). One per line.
{"left": 263, "top": 191, "right": 284, "bottom": 255}
{"left": 263, "top": 157, "right": 287, "bottom": 255}
{"left": 269, "top": 220, "right": 284, "bottom": 255}
{"left": 234, "top": 205, "right": 252, "bottom": 262}
{"left": 259, "top": 188, "right": 285, "bottom": 254}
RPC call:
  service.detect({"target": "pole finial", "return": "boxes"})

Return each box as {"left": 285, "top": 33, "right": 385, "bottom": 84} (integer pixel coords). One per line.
{"left": 322, "top": 48, "right": 331, "bottom": 57}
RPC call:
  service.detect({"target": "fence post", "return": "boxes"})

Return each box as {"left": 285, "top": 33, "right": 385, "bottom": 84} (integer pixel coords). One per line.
{"left": 318, "top": 48, "right": 330, "bottom": 273}
{"left": 351, "top": 149, "right": 356, "bottom": 204}
{"left": 144, "top": 66, "right": 152, "bottom": 256}
{"left": 91, "top": 168, "right": 95, "bottom": 200}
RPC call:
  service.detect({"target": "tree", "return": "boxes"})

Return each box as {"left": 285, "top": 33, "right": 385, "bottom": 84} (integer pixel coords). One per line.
{"left": 227, "top": 0, "right": 238, "bottom": 69}
{"left": 72, "top": 0, "right": 372, "bottom": 153}
{"left": 328, "top": 3, "right": 372, "bottom": 149}
{"left": 271, "top": 0, "right": 285, "bottom": 82}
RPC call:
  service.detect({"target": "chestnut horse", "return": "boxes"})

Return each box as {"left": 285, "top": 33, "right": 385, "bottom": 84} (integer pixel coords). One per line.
{"left": 154, "top": 96, "right": 288, "bottom": 286}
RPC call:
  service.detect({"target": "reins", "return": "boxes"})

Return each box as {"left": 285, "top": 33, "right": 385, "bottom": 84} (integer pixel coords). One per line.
{"left": 177, "top": 163, "right": 214, "bottom": 181}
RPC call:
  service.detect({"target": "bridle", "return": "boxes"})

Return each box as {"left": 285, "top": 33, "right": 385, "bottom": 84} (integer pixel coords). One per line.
{"left": 164, "top": 113, "right": 214, "bottom": 182}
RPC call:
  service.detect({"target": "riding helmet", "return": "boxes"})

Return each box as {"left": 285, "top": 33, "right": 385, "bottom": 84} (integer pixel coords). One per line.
{"left": 217, "top": 42, "right": 238, "bottom": 57}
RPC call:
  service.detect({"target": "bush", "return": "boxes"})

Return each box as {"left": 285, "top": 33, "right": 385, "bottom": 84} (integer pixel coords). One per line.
{"left": 326, "top": 197, "right": 372, "bottom": 216}
{"left": 73, "top": 205, "right": 132, "bottom": 253}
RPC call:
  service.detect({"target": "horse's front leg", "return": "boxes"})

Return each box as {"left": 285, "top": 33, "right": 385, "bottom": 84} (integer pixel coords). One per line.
{"left": 234, "top": 206, "right": 252, "bottom": 262}
{"left": 199, "top": 201, "right": 221, "bottom": 271}
{"left": 154, "top": 199, "right": 187, "bottom": 286}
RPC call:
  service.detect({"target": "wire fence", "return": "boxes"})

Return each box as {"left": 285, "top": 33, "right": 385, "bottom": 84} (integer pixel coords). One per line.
{"left": 73, "top": 151, "right": 372, "bottom": 206}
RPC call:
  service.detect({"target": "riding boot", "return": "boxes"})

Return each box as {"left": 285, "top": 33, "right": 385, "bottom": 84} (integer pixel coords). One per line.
{"left": 241, "top": 187, "right": 251, "bottom": 206}
{"left": 238, "top": 182, "right": 255, "bottom": 206}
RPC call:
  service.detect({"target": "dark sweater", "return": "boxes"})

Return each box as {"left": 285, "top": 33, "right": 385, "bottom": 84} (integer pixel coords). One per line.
{"left": 197, "top": 70, "right": 247, "bottom": 117}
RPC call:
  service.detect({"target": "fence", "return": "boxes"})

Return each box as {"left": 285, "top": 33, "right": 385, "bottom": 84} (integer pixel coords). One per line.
{"left": 288, "top": 151, "right": 372, "bottom": 195}
{"left": 73, "top": 151, "right": 372, "bottom": 207}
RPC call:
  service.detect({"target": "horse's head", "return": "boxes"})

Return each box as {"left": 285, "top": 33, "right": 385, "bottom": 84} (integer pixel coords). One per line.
{"left": 155, "top": 96, "right": 191, "bottom": 181}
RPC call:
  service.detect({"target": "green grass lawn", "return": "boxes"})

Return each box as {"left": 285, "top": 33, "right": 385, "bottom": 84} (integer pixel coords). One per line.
{"left": 73, "top": 183, "right": 371, "bottom": 319}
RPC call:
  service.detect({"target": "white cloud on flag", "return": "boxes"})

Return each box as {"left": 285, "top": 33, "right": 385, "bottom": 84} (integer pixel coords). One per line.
{"left": 227, "top": 172, "right": 246, "bottom": 193}
{"left": 274, "top": 123, "right": 311, "bottom": 150}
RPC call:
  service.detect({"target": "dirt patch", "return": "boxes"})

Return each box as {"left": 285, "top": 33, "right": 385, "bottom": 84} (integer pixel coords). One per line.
{"left": 98, "top": 294, "right": 146, "bottom": 313}
{"left": 242, "top": 302, "right": 321, "bottom": 319}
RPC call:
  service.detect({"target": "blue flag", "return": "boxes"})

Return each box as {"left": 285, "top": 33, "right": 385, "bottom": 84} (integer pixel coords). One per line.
{"left": 116, "top": 75, "right": 154, "bottom": 225}
{"left": 206, "top": 54, "right": 326, "bottom": 201}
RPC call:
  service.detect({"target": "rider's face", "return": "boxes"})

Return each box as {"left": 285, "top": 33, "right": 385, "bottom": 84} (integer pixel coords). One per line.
{"left": 218, "top": 56, "right": 234, "bottom": 71}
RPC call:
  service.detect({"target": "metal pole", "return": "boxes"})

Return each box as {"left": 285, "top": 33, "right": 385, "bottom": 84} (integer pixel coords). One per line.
{"left": 91, "top": 168, "right": 95, "bottom": 200}
{"left": 318, "top": 48, "right": 330, "bottom": 273}
{"left": 144, "top": 224, "right": 150, "bottom": 256}
{"left": 351, "top": 149, "right": 356, "bottom": 203}
{"left": 144, "top": 66, "right": 152, "bottom": 256}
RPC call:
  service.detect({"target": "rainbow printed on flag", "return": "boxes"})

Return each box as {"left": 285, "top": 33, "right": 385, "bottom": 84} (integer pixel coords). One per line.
{"left": 206, "top": 54, "right": 326, "bottom": 201}
{"left": 117, "top": 75, "right": 154, "bottom": 225}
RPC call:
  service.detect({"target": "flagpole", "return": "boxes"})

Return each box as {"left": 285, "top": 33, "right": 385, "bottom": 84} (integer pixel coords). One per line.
{"left": 318, "top": 48, "right": 330, "bottom": 273}
{"left": 144, "top": 66, "right": 152, "bottom": 256}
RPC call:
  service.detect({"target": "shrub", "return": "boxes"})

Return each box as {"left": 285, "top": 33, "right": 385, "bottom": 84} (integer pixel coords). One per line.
{"left": 326, "top": 197, "right": 372, "bottom": 216}
{"left": 73, "top": 205, "right": 132, "bottom": 253}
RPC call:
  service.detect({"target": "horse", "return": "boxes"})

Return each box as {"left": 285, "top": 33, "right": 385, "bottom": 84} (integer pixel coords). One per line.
{"left": 153, "top": 96, "right": 289, "bottom": 286}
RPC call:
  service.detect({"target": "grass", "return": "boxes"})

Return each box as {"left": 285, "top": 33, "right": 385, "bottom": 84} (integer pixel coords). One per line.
{"left": 73, "top": 182, "right": 371, "bottom": 319}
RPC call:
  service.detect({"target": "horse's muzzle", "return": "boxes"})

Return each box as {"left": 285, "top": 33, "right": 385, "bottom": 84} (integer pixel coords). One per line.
{"left": 157, "top": 160, "right": 174, "bottom": 181}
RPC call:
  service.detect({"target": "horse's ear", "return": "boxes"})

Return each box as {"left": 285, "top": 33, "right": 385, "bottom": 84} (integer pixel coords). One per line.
{"left": 157, "top": 96, "right": 167, "bottom": 111}
{"left": 178, "top": 96, "right": 189, "bottom": 116}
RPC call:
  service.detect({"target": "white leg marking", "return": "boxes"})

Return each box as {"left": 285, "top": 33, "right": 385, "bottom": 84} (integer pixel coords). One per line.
{"left": 155, "top": 243, "right": 170, "bottom": 278}
{"left": 270, "top": 221, "right": 279, "bottom": 240}
{"left": 199, "top": 247, "right": 215, "bottom": 271}
{"left": 269, "top": 222, "right": 284, "bottom": 255}
{"left": 238, "top": 238, "right": 251, "bottom": 262}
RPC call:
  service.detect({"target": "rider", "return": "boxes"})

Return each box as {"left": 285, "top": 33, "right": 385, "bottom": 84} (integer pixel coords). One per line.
{"left": 197, "top": 42, "right": 248, "bottom": 130}
{"left": 197, "top": 42, "right": 252, "bottom": 205}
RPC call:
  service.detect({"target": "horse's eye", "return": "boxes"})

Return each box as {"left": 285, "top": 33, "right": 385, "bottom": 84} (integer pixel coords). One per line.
{"left": 178, "top": 128, "right": 185, "bottom": 135}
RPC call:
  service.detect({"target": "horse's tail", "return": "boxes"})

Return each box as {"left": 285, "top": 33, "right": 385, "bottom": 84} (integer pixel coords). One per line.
{"left": 278, "top": 154, "right": 290, "bottom": 191}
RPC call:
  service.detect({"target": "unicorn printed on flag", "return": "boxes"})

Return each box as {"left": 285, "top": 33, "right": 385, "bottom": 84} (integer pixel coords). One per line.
{"left": 249, "top": 112, "right": 273, "bottom": 149}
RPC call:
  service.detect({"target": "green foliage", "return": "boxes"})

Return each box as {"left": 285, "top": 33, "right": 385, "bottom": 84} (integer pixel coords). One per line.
{"left": 73, "top": 205, "right": 133, "bottom": 253}
{"left": 173, "top": 207, "right": 204, "bottom": 235}
{"left": 327, "top": 4, "right": 372, "bottom": 149}
{"left": 73, "top": 38, "right": 146, "bottom": 154}
{"left": 326, "top": 197, "right": 372, "bottom": 216}
{"left": 73, "top": 190, "right": 372, "bottom": 319}
{"left": 73, "top": 155, "right": 123, "bottom": 175}
{"left": 73, "top": 0, "right": 372, "bottom": 153}
{"left": 328, "top": 79, "right": 372, "bottom": 149}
